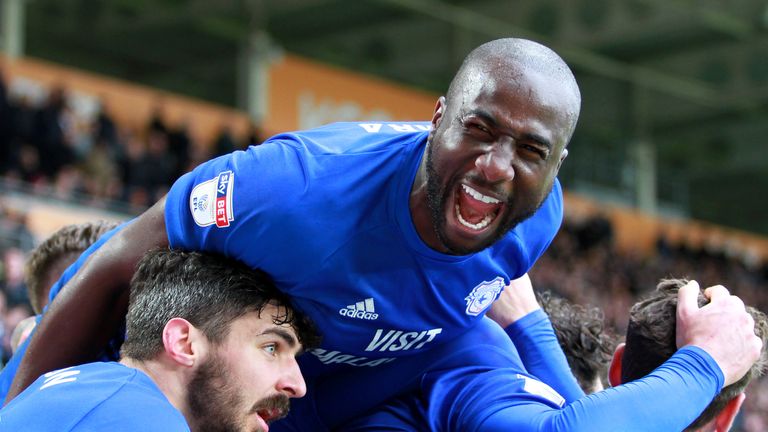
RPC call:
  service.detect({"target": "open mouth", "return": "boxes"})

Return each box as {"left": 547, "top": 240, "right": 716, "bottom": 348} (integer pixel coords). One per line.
{"left": 454, "top": 183, "right": 503, "bottom": 231}
{"left": 254, "top": 407, "right": 287, "bottom": 431}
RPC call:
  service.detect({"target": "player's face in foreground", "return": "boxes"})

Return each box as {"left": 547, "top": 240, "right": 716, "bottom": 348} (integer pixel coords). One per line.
{"left": 187, "top": 305, "right": 306, "bottom": 432}
{"left": 423, "top": 65, "right": 571, "bottom": 255}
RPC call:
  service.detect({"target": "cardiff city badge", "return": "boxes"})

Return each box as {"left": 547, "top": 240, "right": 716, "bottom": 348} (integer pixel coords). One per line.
{"left": 464, "top": 276, "right": 505, "bottom": 316}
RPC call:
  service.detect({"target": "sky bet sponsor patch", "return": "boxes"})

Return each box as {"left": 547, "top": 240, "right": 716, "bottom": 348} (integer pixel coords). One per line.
{"left": 190, "top": 171, "right": 235, "bottom": 228}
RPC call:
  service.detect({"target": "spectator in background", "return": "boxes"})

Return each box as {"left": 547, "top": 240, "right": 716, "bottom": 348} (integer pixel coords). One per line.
{"left": 0, "top": 70, "right": 12, "bottom": 175}
{"left": 35, "top": 85, "right": 74, "bottom": 180}
{"left": 212, "top": 124, "right": 237, "bottom": 157}
{"left": 146, "top": 103, "right": 168, "bottom": 136}
{"left": 168, "top": 119, "right": 192, "bottom": 179}
{"left": 94, "top": 99, "right": 119, "bottom": 152}
{"left": 118, "top": 131, "right": 150, "bottom": 209}
{"left": 2, "top": 248, "right": 29, "bottom": 307}
{"left": 610, "top": 278, "right": 768, "bottom": 432}
{"left": 1, "top": 303, "right": 31, "bottom": 364}
{"left": 136, "top": 129, "right": 175, "bottom": 202}
{"left": 0, "top": 249, "right": 319, "bottom": 431}
{"left": 81, "top": 137, "right": 121, "bottom": 201}
{"left": 0, "top": 206, "right": 34, "bottom": 252}
{"left": 245, "top": 122, "right": 265, "bottom": 147}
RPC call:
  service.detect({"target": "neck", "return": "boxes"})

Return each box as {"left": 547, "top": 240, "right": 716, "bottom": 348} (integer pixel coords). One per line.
{"left": 409, "top": 145, "right": 445, "bottom": 252}
{"left": 120, "top": 357, "right": 195, "bottom": 427}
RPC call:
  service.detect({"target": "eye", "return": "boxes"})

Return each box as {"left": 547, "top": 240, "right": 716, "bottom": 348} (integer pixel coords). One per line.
{"left": 521, "top": 144, "right": 548, "bottom": 160}
{"left": 463, "top": 120, "right": 492, "bottom": 138}
{"left": 263, "top": 343, "right": 278, "bottom": 356}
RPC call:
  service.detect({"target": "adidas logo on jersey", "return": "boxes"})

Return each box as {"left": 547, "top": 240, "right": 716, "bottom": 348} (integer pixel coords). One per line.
{"left": 339, "top": 298, "right": 379, "bottom": 320}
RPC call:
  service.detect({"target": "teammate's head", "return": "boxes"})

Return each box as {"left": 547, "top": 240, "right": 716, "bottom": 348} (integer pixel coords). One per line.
{"left": 121, "top": 249, "right": 319, "bottom": 431}
{"left": 418, "top": 37, "right": 581, "bottom": 255}
{"left": 610, "top": 278, "right": 768, "bottom": 431}
{"left": 24, "top": 220, "right": 119, "bottom": 314}
{"left": 540, "top": 292, "right": 616, "bottom": 393}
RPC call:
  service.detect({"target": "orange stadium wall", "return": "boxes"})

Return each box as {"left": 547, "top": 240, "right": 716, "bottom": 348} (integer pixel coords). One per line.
{"left": 2, "top": 54, "right": 768, "bottom": 262}
{"left": 264, "top": 54, "right": 438, "bottom": 134}
{"left": 564, "top": 192, "right": 768, "bottom": 263}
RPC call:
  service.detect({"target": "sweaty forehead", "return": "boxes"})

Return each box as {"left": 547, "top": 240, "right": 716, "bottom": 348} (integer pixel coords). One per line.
{"left": 456, "top": 66, "right": 577, "bottom": 145}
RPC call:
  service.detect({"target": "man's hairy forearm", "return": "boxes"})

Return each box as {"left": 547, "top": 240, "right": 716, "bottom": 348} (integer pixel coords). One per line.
{"left": 5, "top": 199, "right": 169, "bottom": 404}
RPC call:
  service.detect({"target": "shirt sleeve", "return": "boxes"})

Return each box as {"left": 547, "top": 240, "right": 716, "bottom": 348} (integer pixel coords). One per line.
{"left": 505, "top": 309, "right": 585, "bottom": 403}
{"left": 164, "top": 141, "right": 308, "bottom": 272}
{"left": 422, "top": 346, "right": 722, "bottom": 432}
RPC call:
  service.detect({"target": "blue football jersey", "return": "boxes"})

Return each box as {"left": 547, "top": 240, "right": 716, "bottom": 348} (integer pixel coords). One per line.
{"left": 0, "top": 362, "right": 188, "bottom": 431}
{"left": 165, "top": 122, "right": 563, "bottom": 380}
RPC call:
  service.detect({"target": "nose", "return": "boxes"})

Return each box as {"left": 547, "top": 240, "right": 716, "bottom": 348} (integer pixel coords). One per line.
{"left": 475, "top": 142, "right": 515, "bottom": 183}
{"left": 277, "top": 359, "right": 307, "bottom": 398}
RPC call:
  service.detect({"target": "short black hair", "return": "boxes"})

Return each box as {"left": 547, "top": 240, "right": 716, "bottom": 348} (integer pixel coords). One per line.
{"left": 120, "top": 249, "right": 320, "bottom": 360}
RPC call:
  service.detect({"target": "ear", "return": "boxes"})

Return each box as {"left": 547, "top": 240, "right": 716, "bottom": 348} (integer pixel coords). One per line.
{"left": 714, "top": 392, "right": 745, "bottom": 432}
{"left": 556, "top": 148, "right": 569, "bottom": 171}
{"left": 162, "top": 317, "right": 204, "bottom": 368}
{"left": 430, "top": 96, "right": 446, "bottom": 132}
{"left": 608, "top": 343, "right": 625, "bottom": 387}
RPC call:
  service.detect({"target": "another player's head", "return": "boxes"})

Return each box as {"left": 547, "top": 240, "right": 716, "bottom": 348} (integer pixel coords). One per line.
{"left": 418, "top": 37, "right": 581, "bottom": 255}
{"left": 540, "top": 292, "right": 616, "bottom": 393}
{"left": 24, "top": 220, "right": 119, "bottom": 314}
{"left": 120, "top": 249, "right": 319, "bottom": 432}
{"left": 610, "top": 278, "right": 768, "bottom": 431}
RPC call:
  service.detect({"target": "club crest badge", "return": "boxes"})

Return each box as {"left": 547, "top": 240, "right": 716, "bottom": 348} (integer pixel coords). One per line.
{"left": 189, "top": 171, "right": 235, "bottom": 228}
{"left": 464, "top": 277, "right": 505, "bottom": 316}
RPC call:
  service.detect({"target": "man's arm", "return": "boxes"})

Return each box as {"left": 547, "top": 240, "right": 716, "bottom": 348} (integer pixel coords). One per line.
{"left": 487, "top": 274, "right": 585, "bottom": 402}
{"left": 5, "top": 198, "right": 169, "bottom": 403}
{"left": 441, "top": 280, "right": 762, "bottom": 431}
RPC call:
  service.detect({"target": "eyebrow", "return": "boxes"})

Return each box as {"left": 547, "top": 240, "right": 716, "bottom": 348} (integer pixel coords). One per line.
{"left": 465, "top": 109, "right": 553, "bottom": 151}
{"left": 259, "top": 327, "right": 299, "bottom": 349}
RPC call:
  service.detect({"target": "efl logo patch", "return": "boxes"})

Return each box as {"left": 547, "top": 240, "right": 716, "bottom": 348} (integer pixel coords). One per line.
{"left": 464, "top": 276, "right": 505, "bottom": 316}
{"left": 189, "top": 171, "right": 235, "bottom": 228}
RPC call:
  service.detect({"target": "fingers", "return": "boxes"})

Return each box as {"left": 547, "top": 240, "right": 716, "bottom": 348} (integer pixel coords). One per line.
{"left": 677, "top": 280, "right": 700, "bottom": 320}
{"left": 704, "top": 285, "right": 747, "bottom": 313}
{"left": 703, "top": 285, "right": 730, "bottom": 301}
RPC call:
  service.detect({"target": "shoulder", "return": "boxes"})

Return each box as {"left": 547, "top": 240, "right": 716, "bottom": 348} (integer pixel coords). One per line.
{"left": 0, "top": 363, "right": 173, "bottom": 430}
{"left": 73, "top": 365, "right": 188, "bottom": 431}
{"left": 267, "top": 121, "right": 430, "bottom": 155}
{"left": 492, "top": 179, "right": 563, "bottom": 276}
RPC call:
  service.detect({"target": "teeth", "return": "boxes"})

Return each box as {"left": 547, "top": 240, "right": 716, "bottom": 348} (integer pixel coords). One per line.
{"left": 462, "top": 184, "right": 500, "bottom": 204}
{"left": 455, "top": 205, "right": 493, "bottom": 230}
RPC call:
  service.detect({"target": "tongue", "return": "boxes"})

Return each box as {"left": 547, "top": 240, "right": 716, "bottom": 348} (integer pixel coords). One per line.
{"left": 457, "top": 189, "right": 500, "bottom": 224}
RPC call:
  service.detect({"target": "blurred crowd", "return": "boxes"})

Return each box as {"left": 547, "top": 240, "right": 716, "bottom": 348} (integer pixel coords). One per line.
{"left": 1, "top": 76, "right": 767, "bottom": 430}
{"left": 0, "top": 73, "right": 262, "bottom": 214}
{"left": 0, "top": 204, "right": 35, "bottom": 366}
